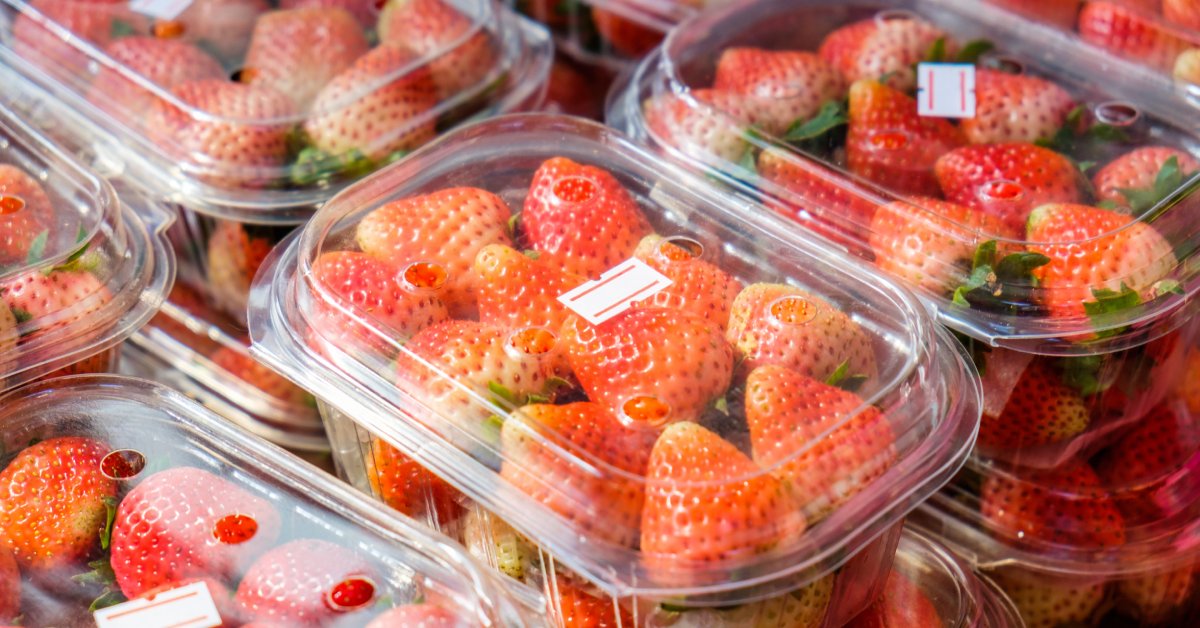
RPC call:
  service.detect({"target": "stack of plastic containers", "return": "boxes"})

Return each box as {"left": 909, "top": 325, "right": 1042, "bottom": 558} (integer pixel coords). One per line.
{"left": 249, "top": 113, "right": 983, "bottom": 625}
{"left": 608, "top": 0, "right": 1200, "bottom": 624}
{"left": 0, "top": 98, "right": 172, "bottom": 394}
{"left": 0, "top": 375, "right": 544, "bottom": 625}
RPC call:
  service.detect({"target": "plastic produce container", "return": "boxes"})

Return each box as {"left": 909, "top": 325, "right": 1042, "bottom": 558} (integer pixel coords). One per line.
{"left": 0, "top": 99, "right": 172, "bottom": 394}
{"left": 249, "top": 113, "right": 982, "bottom": 620}
{"left": 609, "top": 0, "right": 1200, "bottom": 471}
{"left": 0, "top": 0, "right": 552, "bottom": 326}
{"left": 0, "top": 374, "right": 544, "bottom": 626}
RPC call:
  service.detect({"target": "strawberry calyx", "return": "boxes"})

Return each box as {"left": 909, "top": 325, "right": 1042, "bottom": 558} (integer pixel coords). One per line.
{"left": 110, "top": 19, "right": 137, "bottom": 39}
{"left": 1036, "top": 105, "right": 1131, "bottom": 156}
{"left": 74, "top": 557, "right": 127, "bottom": 611}
{"left": 291, "top": 147, "right": 375, "bottom": 186}
{"left": 782, "top": 100, "right": 848, "bottom": 152}
{"left": 825, "top": 359, "right": 868, "bottom": 392}
{"left": 1116, "top": 156, "right": 1192, "bottom": 214}
{"left": 1060, "top": 354, "right": 1111, "bottom": 397}
{"left": 950, "top": 240, "right": 1048, "bottom": 315}
{"left": 1082, "top": 283, "right": 1141, "bottom": 339}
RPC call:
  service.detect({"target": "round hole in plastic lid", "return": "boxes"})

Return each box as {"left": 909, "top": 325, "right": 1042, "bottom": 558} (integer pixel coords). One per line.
{"left": 658, "top": 235, "right": 704, "bottom": 261}
{"left": 622, "top": 395, "right": 672, "bottom": 426}
{"left": 326, "top": 575, "right": 377, "bottom": 611}
{"left": 1094, "top": 101, "right": 1141, "bottom": 127}
{"left": 875, "top": 9, "right": 919, "bottom": 23}
{"left": 551, "top": 175, "right": 601, "bottom": 205}
{"left": 212, "top": 513, "right": 260, "bottom": 544}
{"left": 99, "top": 449, "right": 146, "bottom": 480}
{"left": 0, "top": 195, "right": 25, "bottom": 214}
{"left": 402, "top": 260, "right": 449, "bottom": 292}
{"left": 507, "top": 327, "right": 558, "bottom": 357}
{"left": 769, "top": 295, "right": 818, "bottom": 326}
{"left": 978, "top": 180, "right": 1025, "bottom": 203}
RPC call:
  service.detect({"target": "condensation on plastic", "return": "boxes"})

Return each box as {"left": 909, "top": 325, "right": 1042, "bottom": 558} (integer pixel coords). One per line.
{"left": 248, "top": 113, "right": 981, "bottom": 605}
{"left": 0, "top": 375, "right": 545, "bottom": 626}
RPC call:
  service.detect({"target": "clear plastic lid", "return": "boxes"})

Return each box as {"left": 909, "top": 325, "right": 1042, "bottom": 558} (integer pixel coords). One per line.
{"left": 0, "top": 100, "right": 173, "bottom": 393}
{"left": 515, "top": 0, "right": 714, "bottom": 66}
{"left": 249, "top": 113, "right": 981, "bottom": 604}
{"left": 1, "top": 0, "right": 552, "bottom": 223}
{"left": 0, "top": 375, "right": 542, "bottom": 625}
{"left": 608, "top": 0, "right": 1200, "bottom": 355}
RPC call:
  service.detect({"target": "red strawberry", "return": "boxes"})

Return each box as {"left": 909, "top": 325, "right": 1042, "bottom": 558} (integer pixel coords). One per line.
{"left": 642, "top": 88, "right": 755, "bottom": 166}
{"left": 170, "top": 0, "right": 270, "bottom": 63}
{"left": 367, "top": 437, "right": 464, "bottom": 525}
{"left": 501, "top": 402, "right": 657, "bottom": 547}
{"left": 818, "top": 15, "right": 956, "bottom": 91}
{"left": 474, "top": 244, "right": 585, "bottom": 332}
{"left": 356, "top": 187, "right": 513, "bottom": 318}
{"left": 726, "top": 283, "right": 877, "bottom": 383}
{"left": 1177, "top": 348, "right": 1200, "bottom": 414}
{"left": 630, "top": 234, "right": 743, "bottom": 330}
{"left": 522, "top": 157, "right": 654, "bottom": 279}
{"left": 669, "top": 577, "right": 834, "bottom": 627}
{"left": 746, "top": 365, "right": 895, "bottom": 520}
{"left": 562, "top": 309, "right": 733, "bottom": 426}
{"left": 935, "top": 143, "right": 1083, "bottom": 233}
{"left": 988, "top": 0, "right": 1082, "bottom": 28}
{"left": 204, "top": 219, "right": 276, "bottom": 322}
{"left": 42, "top": 346, "right": 117, "bottom": 379}
{"left": 755, "top": 146, "right": 879, "bottom": 250}
{"left": 846, "top": 80, "right": 965, "bottom": 196}
{"left": 367, "top": 603, "right": 461, "bottom": 627}
{"left": 148, "top": 79, "right": 295, "bottom": 188}
{"left": 592, "top": 7, "right": 665, "bottom": 57}
{"left": 282, "top": 0, "right": 378, "bottom": 28}
{"left": 1094, "top": 402, "right": 1200, "bottom": 520}
{"left": 242, "top": 8, "right": 370, "bottom": 112}
{"left": 1026, "top": 203, "right": 1175, "bottom": 320}
{"left": 846, "top": 570, "right": 942, "bottom": 628}
{"left": 0, "top": 548, "right": 16, "bottom": 620}
{"left": 0, "top": 164, "right": 52, "bottom": 266}
{"left": 1165, "top": 0, "right": 1200, "bottom": 29}
{"left": 87, "top": 37, "right": 225, "bottom": 121}
{"left": 308, "top": 251, "right": 449, "bottom": 358}
{"left": 545, "top": 58, "right": 608, "bottom": 120}
{"left": 377, "top": 0, "right": 496, "bottom": 99}
{"left": 990, "top": 567, "right": 1106, "bottom": 628}
{"left": 1092, "top": 146, "right": 1200, "bottom": 210}
{"left": 977, "top": 359, "right": 1090, "bottom": 450}
{"left": 110, "top": 466, "right": 281, "bottom": 598}
{"left": 0, "top": 437, "right": 116, "bottom": 574}
{"left": 1, "top": 269, "right": 113, "bottom": 337}
{"left": 1116, "top": 566, "right": 1195, "bottom": 625}
{"left": 12, "top": 0, "right": 138, "bottom": 75}
{"left": 1079, "top": 1, "right": 1194, "bottom": 71}
{"left": 868, "top": 197, "right": 1019, "bottom": 295}
{"left": 210, "top": 344, "right": 314, "bottom": 406}
{"left": 236, "top": 539, "right": 378, "bottom": 622}
{"left": 712, "top": 48, "right": 845, "bottom": 135}
{"left": 1175, "top": 48, "right": 1200, "bottom": 84}
{"left": 303, "top": 45, "right": 439, "bottom": 161}
{"left": 960, "top": 69, "right": 1077, "bottom": 145}
{"left": 980, "top": 459, "right": 1127, "bottom": 549}
{"left": 549, "top": 574, "right": 633, "bottom": 628}
{"left": 640, "top": 422, "right": 804, "bottom": 571}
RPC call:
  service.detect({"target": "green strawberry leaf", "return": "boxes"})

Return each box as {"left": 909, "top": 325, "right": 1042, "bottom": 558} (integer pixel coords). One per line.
{"left": 825, "top": 360, "right": 867, "bottom": 391}
{"left": 955, "top": 39, "right": 995, "bottom": 64}
{"left": 712, "top": 396, "right": 729, "bottom": 415}
{"left": 24, "top": 230, "right": 47, "bottom": 266}
{"left": 507, "top": 213, "right": 521, "bottom": 238}
{"left": 951, "top": 286, "right": 971, "bottom": 307}
{"left": 1118, "top": 156, "right": 1184, "bottom": 213}
{"left": 1061, "top": 354, "right": 1106, "bottom": 396}
{"left": 76, "top": 223, "right": 88, "bottom": 243}
{"left": 89, "top": 587, "right": 126, "bottom": 612}
{"left": 1083, "top": 284, "right": 1141, "bottom": 338}
{"left": 993, "top": 251, "right": 1050, "bottom": 281}
{"left": 382, "top": 150, "right": 410, "bottom": 166}
{"left": 1097, "top": 199, "right": 1121, "bottom": 210}
{"left": 1076, "top": 160, "right": 1097, "bottom": 174}
{"left": 100, "top": 495, "right": 118, "bottom": 550}
{"left": 972, "top": 240, "right": 997, "bottom": 271}
{"left": 487, "top": 381, "right": 521, "bottom": 407}
{"left": 737, "top": 148, "right": 758, "bottom": 177}
{"left": 783, "top": 101, "right": 848, "bottom": 143}
{"left": 877, "top": 70, "right": 899, "bottom": 87}
{"left": 526, "top": 393, "right": 550, "bottom": 404}
{"left": 109, "top": 19, "right": 136, "bottom": 39}
{"left": 1089, "top": 123, "right": 1130, "bottom": 144}
{"left": 825, "top": 360, "right": 850, "bottom": 387}
{"left": 952, "top": 242, "right": 1046, "bottom": 315}
{"left": 522, "top": 249, "right": 541, "bottom": 260}
{"left": 290, "top": 148, "right": 373, "bottom": 187}
{"left": 12, "top": 307, "right": 32, "bottom": 324}
{"left": 1153, "top": 279, "right": 1184, "bottom": 296}
{"left": 925, "top": 37, "right": 948, "bottom": 63}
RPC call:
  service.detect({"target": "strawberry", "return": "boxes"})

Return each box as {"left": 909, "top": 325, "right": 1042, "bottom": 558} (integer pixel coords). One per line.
{"left": 12, "top": 0, "right": 138, "bottom": 75}
{"left": 204, "top": 219, "right": 276, "bottom": 322}
{"left": 357, "top": 187, "right": 513, "bottom": 318}
{"left": 1165, "top": 0, "right": 1200, "bottom": 29}
{"left": 756, "top": 146, "right": 879, "bottom": 250}
{"left": 1175, "top": 48, "right": 1200, "bottom": 85}
{"left": 110, "top": 466, "right": 281, "bottom": 598}
{"left": 685, "top": 576, "right": 833, "bottom": 627}
{"left": 210, "top": 344, "right": 315, "bottom": 406}
{"left": 236, "top": 539, "right": 378, "bottom": 622}
{"left": 960, "top": 69, "right": 1077, "bottom": 145}
{"left": 303, "top": 45, "right": 439, "bottom": 161}
{"left": 1026, "top": 203, "right": 1175, "bottom": 321}
{"left": 988, "top": 0, "right": 1082, "bottom": 28}
{"left": 1177, "top": 348, "right": 1200, "bottom": 414}
{"left": 501, "top": 402, "right": 657, "bottom": 547}
{"left": 935, "top": 143, "right": 1083, "bottom": 233}
{"left": 846, "top": 570, "right": 942, "bottom": 628}
{"left": 1116, "top": 566, "right": 1195, "bottom": 625}
{"left": 1078, "top": 1, "right": 1194, "bottom": 71}
{"left": 642, "top": 88, "right": 755, "bottom": 166}
{"left": 170, "top": 0, "right": 270, "bottom": 64}
{"left": 0, "top": 304, "right": 13, "bottom": 382}
{"left": 1091, "top": 146, "right": 1200, "bottom": 211}
{"left": 367, "top": 603, "right": 461, "bottom": 627}
{"left": 0, "top": 437, "right": 115, "bottom": 574}
{"left": 545, "top": 58, "right": 608, "bottom": 120}
{"left": 977, "top": 359, "right": 1090, "bottom": 450}
{"left": 282, "top": 0, "right": 378, "bottom": 28}
{"left": 746, "top": 365, "right": 895, "bottom": 520}
{"left": 1094, "top": 402, "right": 1199, "bottom": 520}
{"left": 712, "top": 48, "right": 845, "bottom": 135}
{"left": 990, "top": 567, "right": 1106, "bottom": 628}
{"left": 868, "top": 197, "right": 1019, "bottom": 295}
{"left": 979, "top": 459, "right": 1127, "bottom": 549}
{"left": 377, "top": 0, "right": 496, "bottom": 99}
{"left": 522, "top": 157, "right": 654, "bottom": 279}
{"left": 549, "top": 574, "right": 634, "bottom": 628}
{"left": 726, "top": 283, "right": 876, "bottom": 383}
{"left": 818, "top": 15, "right": 956, "bottom": 91}
{"left": 148, "top": 79, "right": 295, "bottom": 189}
{"left": 641, "top": 422, "right": 804, "bottom": 571}
{"left": 87, "top": 37, "right": 225, "bottom": 121}
{"left": 562, "top": 309, "right": 733, "bottom": 426}
{"left": 592, "top": 7, "right": 665, "bottom": 57}
{"left": 1, "top": 268, "right": 113, "bottom": 338}
{"left": 460, "top": 505, "right": 535, "bottom": 580}
{"left": 474, "top": 244, "right": 585, "bottom": 332}
{"left": 367, "top": 437, "right": 464, "bottom": 525}
{"left": 43, "top": 346, "right": 117, "bottom": 379}
{"left": 631, "top": 234, "right": 743, "bottom": 330}
{"left": 846, "top": 80, "right": 965, "bottom": 196}
{"left": 0, "top": 548, "right": 15, "bottom": 620}
{"left": 0, "top": 164, "right": 52, "bottom": 266}
{"left": 241, "top": 8, "right": 370, "bottom": 112}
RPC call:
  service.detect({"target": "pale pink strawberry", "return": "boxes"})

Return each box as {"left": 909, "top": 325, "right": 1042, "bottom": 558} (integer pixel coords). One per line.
{"left": 818, "top": 14, "right": 957, "bottom": 91}
{"left": 87, "top": 37, "right": 225, "bottom": 120}
{"left": 236, "top": 539, "right": 379, "bottom": 622}
{"left": 367, "top": 604, "right": 462, "bottom": 627}
{"left": 755, "top": 146, "right": 880, "bottom": 251}
{"left": 631, "top": 234, "right": 743, "bottom": 330}
{"left": 712, "top": 47, "right": 845, "bottom": 135}
{"left": 1166, "top": 0, "right": 1200, "bottom": 30}
{"left": 0, "top": 165, "right": 53, "bottom": 267}
{"left": 303, "top": 44, "right": 439, "bottom": 160}
{"left": 991, "top": 567, "right": 1107, "bottom": 628}
{"left": 1175, "top": 48, "right": 1200, "bottom": 85}
{"left": 642, "top": 88, "right": 755, "bottom": 165}
{"left": 960, "top": 69, "right": 1077, "bottom": 145}
{"left": 282, "top": 0, "right": 378, "bottom": 28}
{"left": 12, "top": 0, "right": 140, "bottom": 75}
{"left": 242, "top": 7, "right": 368, "bottom": 113}
{"left": 1079, "top": 1, "right": 1195, "bottom": 71}
{"left": 473, "top": 244, "right": 585, "bottom": 332}
{"left": 377, "top": 0, "right": 496, "bottom": 99}
{"left": 0, "top": 269, "right": 112, "bottom": 338}
{"left": 1092, "top": 146, "right": 1200, "bottom": 209}
{"left": 148, "top": 80, "right": 296, "bottom": 188}
{"left": 356, "top": 187, "right": 513, "bottom": 318}
{"left": 171, "top": 0, "right": 270, "bottom": 63}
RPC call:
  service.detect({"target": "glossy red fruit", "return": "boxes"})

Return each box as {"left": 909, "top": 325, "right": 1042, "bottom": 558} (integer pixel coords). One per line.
{"left": 960, "top": 69, "right": 1076, "bottom": 145}
{"left": 236, "top": 539, "right": 378, "bottom": 622}
{"left": 1079, "top": 1, "right": 1194, "bottom": 71}
{"left": 642, "top": 88, "right": 755, "bottom": 165}
{"left": 12, "top": 0, "right": 138, "bottom": 75}
{"left": 0, "top": 269, "right": 113, "bottom": 339}
{"left": 282, "top": 0, "right": 378, "bottom": 28}
{"left": 1092, "top": 146, "right": 1200, "bottom": 209}
{"left": 977, "top": 359, "right": 1090, "bottom": 450}
{"left": 204, "top": 220, "right": 275, "bottom": 322}
{"left": 631, "top": 234, "right": 743, "bottom": 330}
{"left": 713, "top": 47, "right": 845, "bottom": 135}
{"left": 474, "top": 244, "right": 585, "bottom": 333}
{"left": 367, "top": 437, "right": 464, "bottom": 525}
{"left": 210, "top": 344, "right": 314, "bottom": 406}
{"left": 818, "top": 14, "right": 955, "bottom": 91}
{"left": 171, "top": 0, "right": 269, "bottom": 63}
{"left": 550, "top": 574, "right": 633, "bottom": 628}
{"left": 988, "top": 0, "right": 1081, "bottom": 28}
{"left": 0, "top": 164, "right": 52, "bottom": 266}
{"left": 377, "top": 0, "right": 496, "bottom": 99}
{"left": 88, "top": 36, "right": 225, "bottom": 121}
{"left": 1095, "top": 402, "right": 1200, "bottom": 520}
{"left": 755, "top": 147, "right": 879, "bottom": 250}
{"left": 847, "top": 570, "right": 943, "bottom": 628}
{"left": 367, "top": 603, "right": 462, "bottom": 627}
{"left": 592, "top": 6, "right": 666, "bottom": 57}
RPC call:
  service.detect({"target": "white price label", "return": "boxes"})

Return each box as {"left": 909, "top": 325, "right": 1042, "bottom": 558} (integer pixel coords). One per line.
{"left": 916, "top": 63, "right": 977, "bottom": 119}
{"left": 129, "top": 0, "right": 193, "bottom": 20}
{"left": 94, "top": 581, "right": 223, "bottom": 628}
{"left": 558, "top": 258, "right": 673, "bottom": 325}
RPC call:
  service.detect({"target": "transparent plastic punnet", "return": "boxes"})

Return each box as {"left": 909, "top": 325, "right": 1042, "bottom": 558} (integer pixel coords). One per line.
{"left": 0, "top": 375, "right": 543, "bottom": 626}
{"left": 0, "top": 0, "right": 553, "bottom": 224}
{"left": 249, "top": 114, "right": 981, "bottom": 606}
{"left": 608, "top": 0, "right": 1200, "bottom": 470}
{"left": 0, "top": 100, "right": 172, "bottom": 394}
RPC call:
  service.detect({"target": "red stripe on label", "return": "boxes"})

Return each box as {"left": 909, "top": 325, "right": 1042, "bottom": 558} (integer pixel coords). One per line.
{"left": 960, "top": 71, "right": 966, "bottom": 111}
{"left": 165, "top": 616, "right": 209, "bottom": 628}
{"left": 928, "top": 69, "right": 935, "bottom": 109}
{"left": 107, "top": 591, "right": 199, "bottom": 619}
{"left": 593, "top": 281, "right": 662, "bottom": 317}
{"left": 568, "top": 264, "right": 637, "bottom": 302}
